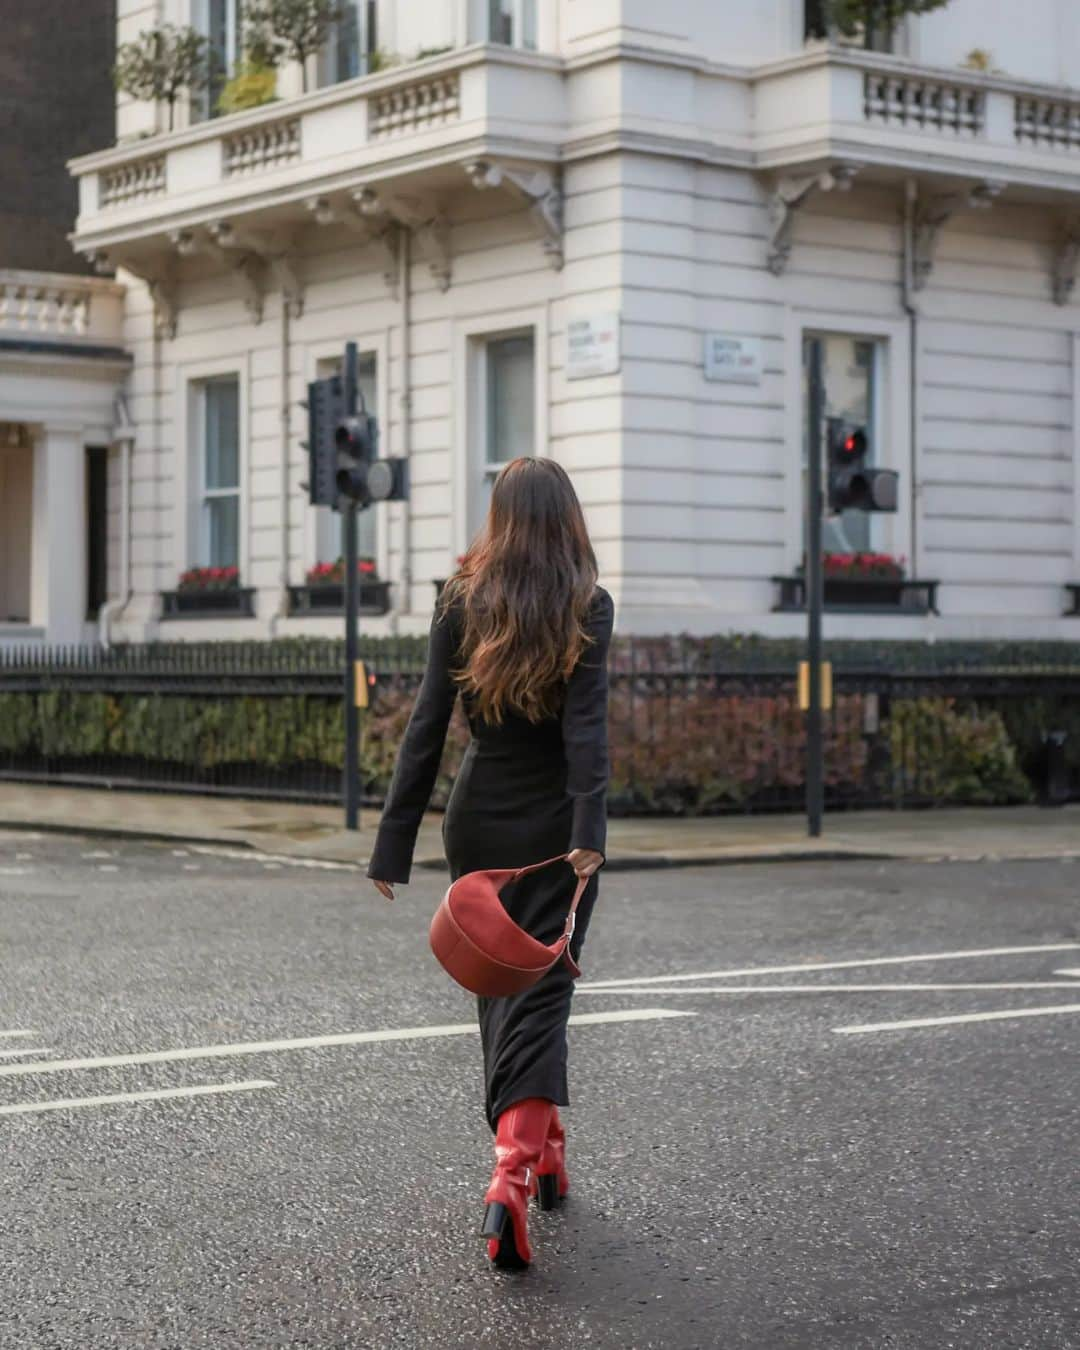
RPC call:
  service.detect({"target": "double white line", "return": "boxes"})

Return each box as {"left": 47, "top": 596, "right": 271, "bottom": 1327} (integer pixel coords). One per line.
{"left": 578, "top": 942, "right": 1080, "bottom": 1036}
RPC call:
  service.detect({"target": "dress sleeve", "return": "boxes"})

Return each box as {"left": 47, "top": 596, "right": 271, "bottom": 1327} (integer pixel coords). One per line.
{"left": 562, "top": 587, "right": 615, "bottom": 863}
{"left": 366, "top": 601, "right": 459, "bottom": 885}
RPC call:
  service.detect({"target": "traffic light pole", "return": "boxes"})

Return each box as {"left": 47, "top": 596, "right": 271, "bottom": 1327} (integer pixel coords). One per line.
{"left": 806, "top": 337, "right": 825, "bottom": 838}
{"left": 342, "top": 342, "right": 360, "bottom": 831}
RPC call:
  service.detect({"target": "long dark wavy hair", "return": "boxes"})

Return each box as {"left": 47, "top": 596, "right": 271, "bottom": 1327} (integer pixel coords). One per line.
{"left": 440, "top": 457, "right": 599, "bottom": 725}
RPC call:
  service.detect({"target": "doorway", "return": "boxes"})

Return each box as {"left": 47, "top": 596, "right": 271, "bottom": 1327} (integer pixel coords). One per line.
{"left": 0, "top": 435, "right": 33, "bottom": 622}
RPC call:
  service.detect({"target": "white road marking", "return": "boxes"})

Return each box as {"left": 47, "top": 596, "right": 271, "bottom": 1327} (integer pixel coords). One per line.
{"left": 189, "top": 845, "right": 360, "bottom": 872}
{"left": 98, "top": 865, "right": 119, "bottom": 873}
{"left": 577, "top": 982, "right": 1080, "bottom": 996}
{"left": 0, "top": 868, "right": 31, "bottom": 876}
{"left": 1053, "top": 969, "right": 1080, "bottom": 978}
{"left": 14, "top": 853, "right": 33, "bottom": 861}
{"left": 0, "top": 1079, "right": 276, "bottom": 1117}
{"left": 81, "top": 851, "right": 113, "bottom": 860}
{"left": 0, "top": 1047, "right": 53, "bottom": 1060}
{"left": 581, "top": 943, "right": 1080, "bottom": 990}
{"left": 0, "top": 1031, "right": 37, "bottom": 1040}
{"left": 0, "top": 1009, "right": 693, "bottom": 1080}
{"left": 835, "top": 1004, "right": 1080, "bottom": 1036}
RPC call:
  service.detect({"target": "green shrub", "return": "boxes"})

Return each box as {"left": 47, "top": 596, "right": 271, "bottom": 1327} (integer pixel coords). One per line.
{"left": 887, "top": 698, "right": 1033, "bottom": 805}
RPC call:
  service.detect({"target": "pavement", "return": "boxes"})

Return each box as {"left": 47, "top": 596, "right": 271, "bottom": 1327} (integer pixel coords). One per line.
{"left": 2, "top": 832, "right": 1079, "bottom": 1348}
{"left": 1, "top": 781, "right": 1079, "bottom": 872}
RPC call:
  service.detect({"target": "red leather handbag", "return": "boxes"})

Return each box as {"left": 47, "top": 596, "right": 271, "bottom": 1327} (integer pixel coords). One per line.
{"left": 429, "top": 853, "right": 590, "bottom": 998}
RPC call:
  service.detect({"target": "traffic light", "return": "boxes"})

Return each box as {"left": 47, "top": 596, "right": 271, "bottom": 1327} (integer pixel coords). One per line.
{"left": 826, "top": 417, "right": 898, "bottom": 514}
{"left": 304, "top": 374, "right": 346, "bottom": 507}
{"left": 335, "top": 401, "right": 378, "bottom": 505}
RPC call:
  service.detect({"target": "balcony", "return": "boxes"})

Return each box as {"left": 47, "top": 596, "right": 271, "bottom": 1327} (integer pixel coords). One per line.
{"left": 0, "top": 269, "right": 126, "bottom": 358}
{"left": 68, "top": 44, "right": 564, "bottom": 314}
{"left": 753, "top": 45, "right": 1080, "bottom": 192}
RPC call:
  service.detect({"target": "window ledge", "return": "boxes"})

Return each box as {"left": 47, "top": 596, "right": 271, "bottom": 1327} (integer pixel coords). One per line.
{"left": 160, "top": 587, "right": 256, "bottom": 620}
{"left": 287, "top": 581, "right": 390, "bottom": 616}
{"left": 772, "top": 575, "right": 940, "bottom": 615}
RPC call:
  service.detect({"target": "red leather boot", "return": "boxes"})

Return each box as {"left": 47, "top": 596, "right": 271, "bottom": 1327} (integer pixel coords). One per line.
{"left": 530, "top": 1106, "right": 570, "bottom": 1210}
{"left": 481, "top": 1098, "right": 554, "bottom": 1269}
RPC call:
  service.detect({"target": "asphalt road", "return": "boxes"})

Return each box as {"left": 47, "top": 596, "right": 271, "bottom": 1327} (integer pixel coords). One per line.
{"left": 1, "top": 829, "right": 1078, "bottom": 1350}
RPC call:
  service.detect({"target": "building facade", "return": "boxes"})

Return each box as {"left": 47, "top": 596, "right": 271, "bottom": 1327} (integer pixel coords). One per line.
{"left": 57, "top": 0, "right": 1080, "bottom": 644}
{"left": 0, "top": 0, "right": 129, "bottom": 649}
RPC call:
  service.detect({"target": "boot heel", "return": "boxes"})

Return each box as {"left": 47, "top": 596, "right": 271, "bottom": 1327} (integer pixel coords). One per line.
{"left": 535, "top": 1174, "right": 561, "bottom": 1211}
{"left": 480, "top": 1203, "right": 508, "bottom": 1240}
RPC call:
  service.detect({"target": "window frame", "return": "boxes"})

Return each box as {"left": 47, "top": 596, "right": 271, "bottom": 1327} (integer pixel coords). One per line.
{"left": 783, "top": 308, "right": 913, "bottom": 576}
{"left": 175, "top": 355, "right": 250, "bottom": 581}
{"left": 199, "top": 375, "right": 242, "bottom": 569}
{"left": 321, "top": 0, "right": 379, "bottom": 87}
{"left": 453, "top": 307, "right": 549, "bottom": 559}
{"left": 469, "top": 0, "right": 538, "bottom": 48}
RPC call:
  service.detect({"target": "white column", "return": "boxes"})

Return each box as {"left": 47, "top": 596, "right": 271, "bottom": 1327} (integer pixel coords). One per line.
{"left": 31, "top": 424, "right": 87, "bottom": 645}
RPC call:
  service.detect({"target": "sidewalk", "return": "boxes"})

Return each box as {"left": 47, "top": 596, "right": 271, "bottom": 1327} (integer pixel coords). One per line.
{"left": 2, "top": 782, "right": 1079, "bottom": 869}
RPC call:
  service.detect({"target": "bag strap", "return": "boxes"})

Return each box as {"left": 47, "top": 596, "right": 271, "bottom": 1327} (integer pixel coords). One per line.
{"left": 507, "top": 853, "right": 591, "bottom": 979}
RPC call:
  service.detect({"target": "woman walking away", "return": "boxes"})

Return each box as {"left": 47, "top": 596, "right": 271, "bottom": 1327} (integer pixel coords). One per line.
{"left": 366, "top": 456, "right": 614, "bottom": 1271}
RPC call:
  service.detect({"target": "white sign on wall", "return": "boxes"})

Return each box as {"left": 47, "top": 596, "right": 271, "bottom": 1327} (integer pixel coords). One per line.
{"left": 703, "top": 333, "right": 764, "bottom": 384}
{"left": 567, "top": 313, "right": 621, "bottom": 379}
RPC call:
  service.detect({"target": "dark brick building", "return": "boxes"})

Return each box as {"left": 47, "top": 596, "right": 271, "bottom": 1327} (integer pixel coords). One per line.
{"left": 0, "top": 1, "right": 116, "bottom": 274}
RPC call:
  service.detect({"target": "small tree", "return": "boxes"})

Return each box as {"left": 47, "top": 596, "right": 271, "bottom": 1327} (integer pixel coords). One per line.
{"left": 113, "top": 25, "right": 212, "bottom": 132}
{"left": 819, "top": 0, "right": 952, "bottom": 47}
{"left": 244, "top": 0, "right": 343, "bottom": 92}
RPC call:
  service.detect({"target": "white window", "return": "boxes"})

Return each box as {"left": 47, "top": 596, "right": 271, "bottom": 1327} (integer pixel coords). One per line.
{"left": 323, "top": 0, "right": 378, "bottom": 84}
{"left": 200, "top": 376, "right": 241, "bottom": 568}
{"left": 802, "top": 333, "right": 885, "bottom": 554}
{"left": 192, "top": 0, "right": 241, "bottom": 119}
{"left": 465, "top": 329, "right": 536, "bottom": 537}
{"left": 804, "top": 0, "right": 906, "bottom": 52}
{"left": 314, "top": 352, "right": 378, "bottom": 566}
{"left": 472, "top": 0, "right": 537, "bottom": 48}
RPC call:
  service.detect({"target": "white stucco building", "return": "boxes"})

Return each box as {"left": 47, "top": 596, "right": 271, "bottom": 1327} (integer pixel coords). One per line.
{"left": 50, "top": 0, "right": 1080, "bottom": 644}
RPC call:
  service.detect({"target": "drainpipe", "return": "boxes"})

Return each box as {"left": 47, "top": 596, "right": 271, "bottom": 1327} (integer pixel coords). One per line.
{"left": 395, "top": 226, "right": 413, "bottom": 626}
{"left": 902, "top": 177, "right": 920, "bottom": 578}
{"left": 98, "top": 394, "right": 134, "bottom": 649}
{"left": 268, "top": 294, "right": 292, "bottom": 638}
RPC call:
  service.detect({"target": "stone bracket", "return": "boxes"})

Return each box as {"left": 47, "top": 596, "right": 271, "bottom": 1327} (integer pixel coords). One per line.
{"left": 911, "top": 179, "right": 1005, "bottom": 291}
{"left": 87, "top": 249, "right": 177, "bottom": 339}
{"left": 1052, "top": 223, "right": 1080, "bottom": 306}
{"left": 169, "top": 226, "right": 267, "bottom": 324}
{"left": 306, "top": 195, "right": 401, "bottom": 296}
{"left": 767, "top": 163, "right": 861, "bottom": 276}
{"left": 355, "top": 189, "right": 452, "bottom": 291}
{"left": 464, "top": 160, "right": 564, "bottom": 271}
{"left": 209, "top": 221, "right": 305, "bottom": 318}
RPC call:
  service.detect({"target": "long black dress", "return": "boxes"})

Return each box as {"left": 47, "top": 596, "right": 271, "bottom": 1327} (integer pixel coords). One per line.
{"left": 366, "top": 586, "right": 614, "bottom": 1131}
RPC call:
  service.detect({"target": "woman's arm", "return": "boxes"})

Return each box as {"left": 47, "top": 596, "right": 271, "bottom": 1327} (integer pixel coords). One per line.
{"left": 366, "top": 601, "right": 459, "bottom": 885}
{"left": 561, "top": 587, "right": 615, "bottom": 864}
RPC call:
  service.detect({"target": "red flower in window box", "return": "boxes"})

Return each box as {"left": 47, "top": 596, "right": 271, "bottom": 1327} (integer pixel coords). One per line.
{"left": 305, "top": 557, "right": 379, "bottom": 585}
{"left": 823, "top": 552, "right": 905, "bottom": 580}
{"left": 178, "top": 565, "right": 240, "bottom": 592}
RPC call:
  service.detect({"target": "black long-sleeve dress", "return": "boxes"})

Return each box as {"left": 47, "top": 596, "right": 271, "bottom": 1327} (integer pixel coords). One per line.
{"left": 366, "top": 585, "right": 614, "bottom": 1130}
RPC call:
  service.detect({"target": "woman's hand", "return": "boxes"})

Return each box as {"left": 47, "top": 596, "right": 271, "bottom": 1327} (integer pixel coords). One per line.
{"left": 371, "top": 880, "right": 395, "bottom": 902}
{"left": 567, "top": 848, "right": 604, "bottom": 880}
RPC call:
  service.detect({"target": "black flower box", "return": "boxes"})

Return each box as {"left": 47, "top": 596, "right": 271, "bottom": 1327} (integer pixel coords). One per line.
{"left": 160, "top": 587, "right": 256, "bottom": 620}
{"left": 772, "top": 575, "right": 939, "bottom": 615}
{"left": 287, "top": 581, "right": 391, "bottom": 617}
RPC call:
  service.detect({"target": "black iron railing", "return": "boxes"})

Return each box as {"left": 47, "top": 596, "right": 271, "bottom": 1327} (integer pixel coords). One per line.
{"left": 1, "top": 641, "right": 1077, "bottom": 812}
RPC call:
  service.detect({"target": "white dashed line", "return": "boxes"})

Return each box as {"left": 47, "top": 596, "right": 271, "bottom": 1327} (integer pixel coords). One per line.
{"left": 0, "top": 1047, "right": 53, "bottom": 1060}
{"left": 188, "top": 845, "right": 360, "bottom": 872}
{"left": 835, "top": 1003, "right": 1080, "bottom": 1036}
{"left": 0, "top": 1031, "right": 37, "bottom": 1041}
{"left": 0, "top": 1079, "right": 276, "bottom": 1117}
{"left": 0, "top": 1009, "right": 693, "bottom": 1080}
{"left": 581, "top": 943, "right": 1080, "bottom": 990}
{"left": 577, "top": 982, "right": 1080, "bottom": 996}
